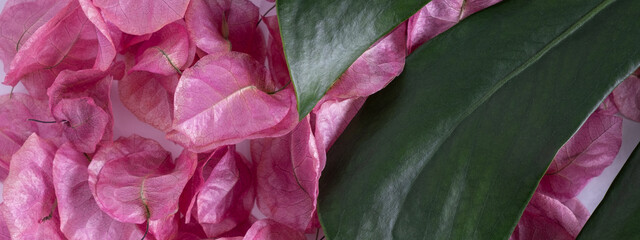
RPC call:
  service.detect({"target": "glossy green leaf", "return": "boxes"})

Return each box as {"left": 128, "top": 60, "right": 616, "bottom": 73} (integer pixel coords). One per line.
{"left": 577, "top": 142, "right": 640, "bottom": 239}
{"left": 276, "top": 0, "right": 428, "bottom": 118}
{"left": 318, "top": 0, "right": 640, "bottom": 239}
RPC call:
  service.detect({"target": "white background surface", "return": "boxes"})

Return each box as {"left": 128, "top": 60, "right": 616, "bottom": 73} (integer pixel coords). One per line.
{"left": 1, "top": 0, "right": 639, "bottom": 235}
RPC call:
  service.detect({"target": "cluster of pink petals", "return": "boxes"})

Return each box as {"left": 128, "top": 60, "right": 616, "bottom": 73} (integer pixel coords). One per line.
{"left": 0, "top": 0, "right": 631, "bottom": 239}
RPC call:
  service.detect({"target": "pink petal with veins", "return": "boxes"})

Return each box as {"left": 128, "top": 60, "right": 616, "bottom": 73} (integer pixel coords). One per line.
{"left": 169, "top": 52, "right": 297, "bottom": 153}
{"left": 324, "top": 23, "right": 407, "bottom": 102}
{"left": 263, "top": 16, "right": 290, "bottom": 90}
{"left": 510, "top": 193, "right": 589, "bottom": 240}
{"left": 0, "top": 134, "right": 65, "bottom": 240}
{"left": 243, "top": 219, "right": 305, "bottom": 240}
{"left": 538, "top": 111, "right": 622, "bottom": 201}
{"left": 119, "top": 71, "right": 179, "bottom": 132}
{"left": 150, "top": 214, "right": 180, "bottom": 240}
{"left": 252, "top": 117, "right": 322, "bottom": 232}
{"left": 613, "top": 74, "right": 640, "bottom": 122}
{"left": 131, "top": 21, "right": 192, "bottom": 75}
{"left": 4, "top": 0, "right": 115, "bottom": 86}
{"left": 0, "top": 0, "right": 70, "bottom": 70}
{"left": 52, "top": 98, "right": 109, "bottom": 153}
{"left": 88, "top": 135, "right": 197, "bottom": 223}
{"left": 53, "top": 143, "right": 145, "bottom": 240}
{"left": 92, "top": 0, "right": 190, "bottom": 35}
{"left": 312, "top": 98, "right": 365, "bottom": 153}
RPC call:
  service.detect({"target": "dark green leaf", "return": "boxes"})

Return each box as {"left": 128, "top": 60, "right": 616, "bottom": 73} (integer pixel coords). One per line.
{"left": 318, "top": 0, "right": 640, "bottom": 239}
{"left": 276, "top": 0, "right": 428, "bottom": 118}
{"left": 577, "top": 142, "right": 640, "bottom": 239}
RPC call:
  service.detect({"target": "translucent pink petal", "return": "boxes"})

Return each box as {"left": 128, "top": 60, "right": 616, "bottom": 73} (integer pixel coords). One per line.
{"left": 169, "top": 52, "right": 297, "bottom": 153}
{"left": 119, "top": 71, "right": 179, "bottom": 132}
{"left": 312, "top": 98, "right": 366, "bottom": 153}
{"left": 597, "top": 93, "right": 618, "bottom": 116}
{"left": 52, "top": 98, "right": 109, "bottom": 153}
{"left": 4, "top": 0, "right": 115, "bottom": 86}
{"left": 0, "top": 0, "right": 70, "bottom": 70}
{"left": 510, "top": 193, "right": 589, "bottom": 240}
{"left": 612, "top": 74, "right": 640, "bottom": 122}
{"left": 0, "top": 134, "right": 65, "bottom": 239}
{"left": 324, "top": 23, "right": 407, "bottom": 101}
{"left": 263, "top": 16, "right": 291, "bottom": 90}
{"left": 538, "top": 111, "right": 622, "bottom": 201}
{"left": 47, "top": 69, "right": 115, "bottom": 142}
{"left": 150, "top": 214, "right": 180, "bottom": 240}
{"left": 78, "top": 0, "right": 118, "bottom": 71}
{"left": 0, "top": 210, "right": 9, "bottom": 239}
{"left": 243, "top": 219, "right": 305, "bottom": 240}
{"left": 252, "top": 117, "right": 323, "bottom": 232}
{"left": 88, "top": 135, "right": 197, "bottom": 223}
{"left": 0, "top": 93, "right": 60, "bottom": 171}
{"left": 407, "top": 0, "right": 502, "bottom": 53}
{"left": 92, "top": 0, "right": 190, "bottom": 35}
{"left": 131, "top": 21, "right": 191, "bottom": 75}
{"left": 185, "top": 0, "right": 265, "bottom": 62}
{"left": 53, "top": 143, "right": 145, "bottom": 240}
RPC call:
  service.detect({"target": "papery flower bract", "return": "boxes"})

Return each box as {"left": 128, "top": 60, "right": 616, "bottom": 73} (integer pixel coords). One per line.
{"left": 88, "top": 135, "right": 197, "bottom": 224}
{"left": 149, "top": 214, "right": 180, "bottom": 240}
{"left": 130, "top": 21, "right": 195, "bottom": 76}
{"left": 91, "top": 0, "right": 190, "bottom": 35}
{"left": 169, "top": 52, "right": 297, "bottom": 153}
{"left": 53, "top": 143, "right": 146, "bottom": 240}
{"left": 119, "top": 71, "right": 179, "bottom": 132}
{"left": 0, "top": 134, "right": 65, "bottom": 239}
{"left": 263, "top": 16, "right": 291, "bottom": 90}
{"left": 243, "top": 219, "right": 306, "bottom": 240}
{"left": 0, "top": 0, "right": 71, "bottom": 70}
{"left": 613, "top": 74, "right": 640, "bottom": 122}
{"left": 52, "top": 97, "right": 109, "bottom": 153}
{"left": 252, "top": 117, "right": 322, "bottom": 232}
{"left": 510, "top": 193, "right": 589, "bottom": 240}
{"left": 312, "top": 98, "right": 366, "bottom": 152}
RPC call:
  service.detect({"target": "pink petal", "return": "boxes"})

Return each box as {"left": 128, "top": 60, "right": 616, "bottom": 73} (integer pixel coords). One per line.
{"left": 324, "top": 23, "right": 407, "bottom": 101}
{"left": 0, "top": 210, "right": 9, "bottom": 239}
{"left": 88, "top": 135, "right": 197, "bottom": 223}
{"left": 0, "top": 93, "right": 60, "bottom": 171}
{"left": 185, "top": 0, "right": 265, "bottom": 62}
{"left": 47, "top": 69, "right": 115, "bottom": 142}
{"left": 538, "top": 111, "right": 622, "bottom": 201}
{"left": 252, "top": 117, "right": 323, "bottom": 232}
{"left": 612, "top": 74, "right": 640, "bottom": 122}
{"left": 4, "top": 0, "right": 115, "bottom": 86}
{"left": 597, "top": 93, "right": 618, "bottom": 116}
{"left": 131, "top": 21, "right": 192, "bottom": 75}
{"left": 311, "top": 98, "right": 366, "bottom": 152}
{"left": 263, "top": 16, "right": 291, "bottom": 90}
{"left": 510, "top": 193, "right": 589, "bottom": 240}
{"left": 53, "top": 143, "right": 145, "bottom": 239}
{"left": 52, "top": 97, "right": 109, "bottom": 153}
{"left": 169, "top": 52, "right": 297, "bottom": 153}
{"left": 243, "top": 219, "right": 305, "bottom": 240}
{"left": 0, "top": 134, "right": 65, "bottom": 239}
{"left": 0, "top": 0, "right": 70, "bottom": 70}
{"left": 150, "top": 214, "right": 180, "bottom": 240}
{"left": 92, "top": 0, "right": 190, "bottom": 35}
{"left": 118, "top": 71, "right": 179, "bottom": 132}
{"left": 407, "top": 0, "right": 502, "bottom": 53}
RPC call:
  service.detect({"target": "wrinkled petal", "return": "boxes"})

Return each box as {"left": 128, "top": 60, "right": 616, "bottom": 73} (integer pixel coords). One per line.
{"left": 538, "top": 111, "right": 622, "bottom": 201}
{"left": 0, "top": 0, "right": 70, "bottom": 70}
{"left": 612, "top": 74, "right": 640, "bottom": 122}
{"left": 0, "top": 210, "right": 9, "bottom": 239}
{"left": 4, "top": 0, "right": 115, "bottom": 86}
{"left": 185, "top": 0, "right": 265, "bottom": 62}
{"left": 252, "top": 117, "right": 322, "bottom": 232}
{"left": 53, "top": 143, "right": 145, "bottom": 240}
{"left": 169, "top": 52, "right": 297, "bottom": 153}
{"left": 119, "top": 71, "right": 179, "bottom": 132}
{"left": 92, "top": 0, "right": 190, "bottom": 35}
{"left": 323, "top": 23, "right": 407, "bottom": 101}
{"left": 312, "top": 98, "right": 365, "bottom": 153}
{"left": 510, "top": 193, "right": 589, "bottom": 240}
{"left": 150, "top": 214, "right": 180, "bottom": 240}
{"left": 243, "top": 219, "right": 305, "bottom": 240}
{"left": 52, "top": 97, "right": 109, "bottom": 153}
{"left": 131, "top": 21, "right": 192, "bottom": 75}
{"left": 0, "top": 134, "right": 64, "bottom": 240}
{"left": 597, "top": 93, "right": 618, "bottom": 116}
{"left": 47, "top": 69, "right": 115, "bottom": 142}
{"left": 407, "top": 0, "right": 502, "bottom": 53}
{"left": 88, "top": 135, "right": 197, "bottom": 223}
{"left": 263, "top": 16, "right": 290, "bottom": 90}
{"left": 0, "top": 93, "right": 61, "bottom": 171}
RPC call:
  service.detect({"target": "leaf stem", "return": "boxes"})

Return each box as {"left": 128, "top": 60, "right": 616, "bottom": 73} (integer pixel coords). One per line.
{"left": 256, "top": 4, "right": 276, "bottom": 27}
{"left": 28, "top": 119, "right": 58, "bottom": 124}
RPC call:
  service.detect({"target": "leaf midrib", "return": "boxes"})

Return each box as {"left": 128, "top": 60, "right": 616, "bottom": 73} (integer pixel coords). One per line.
{"left": 388, "top": 0, "right": 616, "bottom": 237}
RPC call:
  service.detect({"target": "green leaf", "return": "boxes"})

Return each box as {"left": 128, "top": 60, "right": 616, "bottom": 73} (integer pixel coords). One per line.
{"left": 317, "top": 0, "right": 640, "bottom": 239}
{"left": 276, "top": 0, "right": 428, "bottom": 118}
{"left": 577, "top": 142, "right": 640, "bottom": 239}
